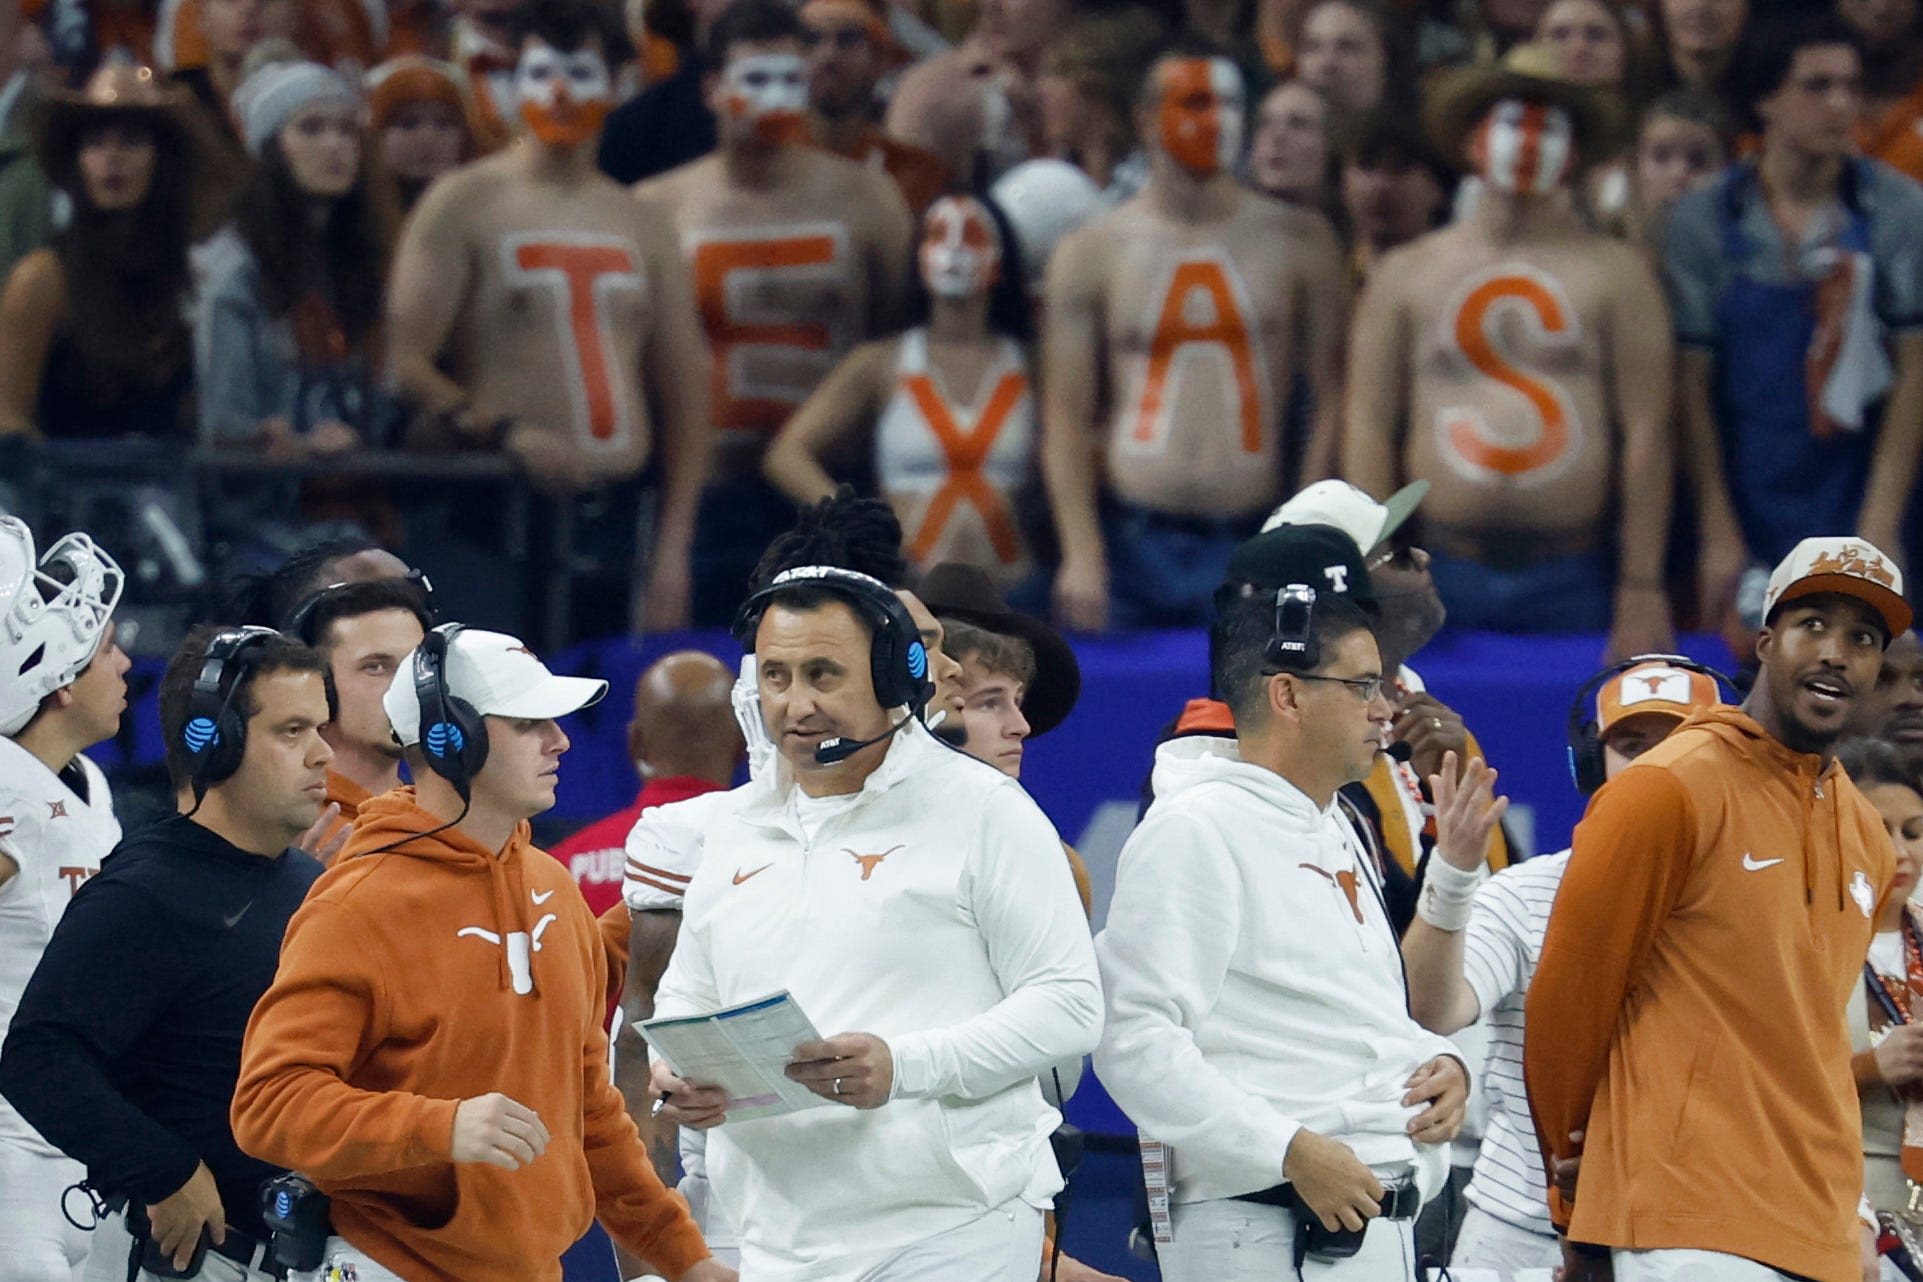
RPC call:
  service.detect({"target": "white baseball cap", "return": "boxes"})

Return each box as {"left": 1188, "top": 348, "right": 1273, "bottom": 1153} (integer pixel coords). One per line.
{"left": 1762, "top": 537, "right": 1912, "bottom": 641}
{"left": 1261, "top": 480, "right": 1430, "bottom": 555}
{"left": 384, "top": 627, "right": 607, "bottom": 746}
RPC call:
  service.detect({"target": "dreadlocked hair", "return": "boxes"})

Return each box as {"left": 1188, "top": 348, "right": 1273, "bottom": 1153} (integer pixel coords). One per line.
{"left": 748, "top": 486, "right": 910, "bottom": 591}
{"left": 222, "top": 535, "right": 382, "bottom": 626}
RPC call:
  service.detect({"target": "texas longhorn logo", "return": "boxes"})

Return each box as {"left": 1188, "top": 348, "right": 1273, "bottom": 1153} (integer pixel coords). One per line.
{"left": 1300, "top": 863, "right": 1365, "bottom": 924}
{"left": 457, "top": 893, "right": 560, "bottom": 995}
{"left": 1809, "top": 546, "right": 1897, "bottom": 588}
{"left": 847, "top": 845, "right": 904, "bottom": 881}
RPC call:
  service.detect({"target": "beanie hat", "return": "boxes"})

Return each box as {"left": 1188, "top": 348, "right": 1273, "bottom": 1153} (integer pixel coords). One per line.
{"left": 235, "top": 61, "right": 358, "bottom": 157}
{"left": 365, "top": 56, "right": 474, "bottom": 136}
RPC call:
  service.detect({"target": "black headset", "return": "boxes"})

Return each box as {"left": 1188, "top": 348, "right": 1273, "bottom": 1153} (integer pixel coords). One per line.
{"left": 412, "top": 622, "right": 489, "bottom": 800}
{"left": 731, "top": 566, "right": 934, "bottom": 714}
{"left": 1266, "top": 583, "right": 1321, "bottom": 672}
{"left": 180, "top": 626, "right": 281, "bottom": 797}
{"left": 282, "top": 568, "right": 437, "bottom": 644}
{"left": 1566, "top": 653, "right": 1733, "bottom": 795}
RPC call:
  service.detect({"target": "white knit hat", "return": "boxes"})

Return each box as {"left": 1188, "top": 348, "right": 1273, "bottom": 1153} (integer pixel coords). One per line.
{"left": 234, "top": 61, "right": 359, "bottom": 157}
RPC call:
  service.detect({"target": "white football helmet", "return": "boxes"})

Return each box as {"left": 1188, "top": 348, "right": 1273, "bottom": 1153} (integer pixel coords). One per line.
{"left": 0, "top": 517, "right": 126, "bottom": 737}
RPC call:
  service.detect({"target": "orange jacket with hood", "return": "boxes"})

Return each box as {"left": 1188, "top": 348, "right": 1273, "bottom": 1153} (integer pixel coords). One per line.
{"left": 1524, "top": 708, "right": 1893, "bottom": 1282}
{"left": 231, "top": 789, "right": 710, "bottom": 1282}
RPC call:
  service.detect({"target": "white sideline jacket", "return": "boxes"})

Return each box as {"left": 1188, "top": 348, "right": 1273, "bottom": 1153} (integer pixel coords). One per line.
{"left": 1095, "top": 736, "right": 1461, "bottom": 1206}
{"left": 654, "top": 719, "right": 1103, "bottom": 1272}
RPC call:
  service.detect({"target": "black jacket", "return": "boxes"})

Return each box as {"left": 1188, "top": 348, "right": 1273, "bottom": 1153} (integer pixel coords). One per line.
{"left": 0, "top": 815, "right": 320, "bottom": 1236}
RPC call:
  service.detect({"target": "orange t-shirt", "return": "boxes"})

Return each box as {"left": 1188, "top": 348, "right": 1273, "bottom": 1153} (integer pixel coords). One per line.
{"left": 1859, "top": 83, "right": 1923, "bottom": 186}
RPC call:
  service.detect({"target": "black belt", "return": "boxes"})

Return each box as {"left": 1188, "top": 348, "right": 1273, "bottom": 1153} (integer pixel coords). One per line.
{"left": 1233, "top": 1179, "right": 1422, "bottom": 1221}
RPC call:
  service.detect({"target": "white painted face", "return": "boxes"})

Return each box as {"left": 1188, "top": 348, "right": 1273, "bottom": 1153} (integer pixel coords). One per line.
{"left": 515, "top": 41, "right": 612, "bottom": 147}
{"left": 722, "top": 52, "right": 809, "bottom": 143}
{"left": 1471, "top": 97, "right": 1576, "bottom": 196}
{"left": 919, "top": 195, "right": 1001, "bottom": 299}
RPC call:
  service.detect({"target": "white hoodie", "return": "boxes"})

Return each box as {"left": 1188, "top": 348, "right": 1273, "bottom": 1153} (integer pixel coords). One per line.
{"left": 1094, "top": 736, "right": 1460, "bottom": 1206}
{"left": 655, "top": 719, "right": 1102, "bottom": 1274}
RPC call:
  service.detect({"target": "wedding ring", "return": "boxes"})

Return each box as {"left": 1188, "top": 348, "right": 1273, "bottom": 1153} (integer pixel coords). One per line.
{"left": 1432, "top": 717, "right": 1443, "bottom": 730}
{"left": 833, "top": 1077, "right": 843, "bottom": 1096}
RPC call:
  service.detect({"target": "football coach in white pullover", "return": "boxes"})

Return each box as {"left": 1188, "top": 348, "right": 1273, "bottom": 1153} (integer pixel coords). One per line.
{"left": 649, "top": 564, "right": 1102, "bottom": 1282}
{"left": 1096, "top": 523, "right": 1469, "bottom": 1281}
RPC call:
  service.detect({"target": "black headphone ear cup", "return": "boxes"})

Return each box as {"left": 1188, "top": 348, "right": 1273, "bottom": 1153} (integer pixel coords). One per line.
{"left": 1572, "top": 721, "right": 1607, "bottom": 795}
{"left": 203, "top": 702, "right": 249, "bottom": 786}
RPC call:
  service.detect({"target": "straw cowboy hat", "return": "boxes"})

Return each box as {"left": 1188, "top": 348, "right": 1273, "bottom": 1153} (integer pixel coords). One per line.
{"left": 1423, "top": 42, "right": 1625, "bottom": 172}
{"left": 35, "top": 64, "right": 202, "bottom": 193}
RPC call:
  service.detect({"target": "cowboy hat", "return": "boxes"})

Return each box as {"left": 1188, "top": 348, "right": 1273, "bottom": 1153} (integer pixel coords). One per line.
{"left": 1423, "top": 42, "right": 1625, "bottom": 173}
{"left": 917, "top": 562, "right": 1081, "bottom": 738}
{"left": 34, "top": 64, "right": 201, "bottom": 195}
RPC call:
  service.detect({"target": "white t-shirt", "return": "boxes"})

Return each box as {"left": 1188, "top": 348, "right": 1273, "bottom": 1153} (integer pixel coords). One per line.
{"left": 1460, "top": 848, "right": 1571, "bottom": 1238}
{"left": 0, "top": 736, "right": 119, "bottom": 1148}
{"left": 1869, "top": 930, "right": 1905, "bottom": 980}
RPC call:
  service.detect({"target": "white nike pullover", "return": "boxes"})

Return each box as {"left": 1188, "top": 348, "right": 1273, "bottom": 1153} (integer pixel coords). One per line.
{"left": 1095, "top": 737, "right": 1460, "bottom": 1205}
{"left": 655, "top": 720, "right": 1102, "bottom": 1276}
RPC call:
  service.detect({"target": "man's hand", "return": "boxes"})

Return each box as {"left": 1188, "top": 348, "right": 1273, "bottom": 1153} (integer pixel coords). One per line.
{"left": 649, "top": 1057, "right": 729, "bottom": 1130}
{"left": 786, "top": 1032, "right": 893, "bottom": 1108}
{"left": 307, "top": 421, "right": 361, "bottom": 456}
{"left": 295, "top": 803, "right": 349, "bottom": 863}
{"left": 1430, "top": 753, "right": 1507, "bottom": 874}
{"left": 1053, "top": 556, "right": 1108, "bottom": 634}
{"left": 1605, "top": 584, "right": 1675, "bottom": 665}
{"left": 1876, "top": 1024, "right": 1923, "bottom": 1087}
{"left": 1391, "top": 692, "right": 1468, "bottom": 785}
{"left": 637, "top": 544, "right": 693, "bottom": 634}
{"left": 1556, "top": 1235, "right": 1613, "bottom": 1282}
{"left": 1402, "top": 1055, "right": 1468, "bottom": 1144}
{"left": 1552, "top": 1129, "right": 1584, "bottom": 1206}
{"left": 1043, "top": 1252, "right": 1129, "bottom": 1281}
{"left": 680, "top": 1259, "right": 740, "bottom": 1282}
{"left": 146, "top": 1162, "right": 225, "bottom": 1270}
{"left": 504, "top": 424, "right": 595, "bottom": 495}
{"left": 1281, "top": 1129, "right": 1383, "bottom": 1232}
{"left": 450, "top": 1092, "right": 550, "bottom": 1170}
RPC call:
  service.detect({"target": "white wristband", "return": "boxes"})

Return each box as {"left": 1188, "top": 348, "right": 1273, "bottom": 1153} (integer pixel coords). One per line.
{"left": 1416, "top": 857, "right": 1484, "bottom": 932}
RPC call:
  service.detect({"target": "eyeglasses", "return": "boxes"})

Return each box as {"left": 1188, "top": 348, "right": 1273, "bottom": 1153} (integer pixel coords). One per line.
{"left": 1290, "top": 672, "right": 1385, "bottom": 702}
{"left": 1366, "top": 543, "right": 1414, "bottom": 572}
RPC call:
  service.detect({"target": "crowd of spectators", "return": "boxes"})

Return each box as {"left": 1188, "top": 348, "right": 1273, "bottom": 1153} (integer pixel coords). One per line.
{"left": 0, "top": 0, "right": 1914, "bottom": 650}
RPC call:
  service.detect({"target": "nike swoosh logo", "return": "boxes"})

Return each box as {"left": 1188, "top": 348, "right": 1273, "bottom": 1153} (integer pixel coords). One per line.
{"left": 223, "top": 901, "right": 254, "bottom": 929}
{"left": 1742, "top": 854, "right": 1784, "bottom": 871}
{"left": 733, "top": 864, "right": 773, "bottom": 886}
{"left": 531, "top": 889, "right": 554, "bottom": 904}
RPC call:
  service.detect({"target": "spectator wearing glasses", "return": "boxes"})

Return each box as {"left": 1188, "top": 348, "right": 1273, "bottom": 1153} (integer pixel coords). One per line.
{"left": 799, "top": 0, "right": 950, "bottom": 218}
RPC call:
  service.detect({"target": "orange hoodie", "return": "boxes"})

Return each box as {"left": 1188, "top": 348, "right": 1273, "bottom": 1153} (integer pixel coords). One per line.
{"left": 231, "top": 790, "right": 709, "bottom": 1282}
{"left": 1525, "top": 708, "right": 1893, "bottom": 1282}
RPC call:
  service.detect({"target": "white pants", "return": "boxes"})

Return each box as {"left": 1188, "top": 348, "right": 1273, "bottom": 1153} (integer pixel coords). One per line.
{"left": 0, "top": 1136, "right": 88, "bottom": 1282}
{"left": 739, "top": 1199, "right": 1044, "bottom": 1282}
{"left": 1160, "top": 1197, "right": 1419, "bottom": 1281}
{"left": 1612, "top": 1249, "right": 1802, "bottom": 1281}
{"left": 1449, "top": 1205, "right": 1561, "bottom": 1278}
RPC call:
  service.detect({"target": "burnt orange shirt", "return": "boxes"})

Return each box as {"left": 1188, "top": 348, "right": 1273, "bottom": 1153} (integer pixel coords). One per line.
{"left": 1859, "top": 83, "right": 1923, "bottom": 186}
{"left": 1526, "top": 708, "right": 1893, "bottom": 1281}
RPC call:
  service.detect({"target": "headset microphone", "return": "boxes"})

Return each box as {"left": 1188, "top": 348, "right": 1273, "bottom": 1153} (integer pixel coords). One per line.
{"left": 1385, "top": 740, "right": 1414, "bottom": 763}
{"left": 815, "top": 713, "right": 915, "bottom": 765}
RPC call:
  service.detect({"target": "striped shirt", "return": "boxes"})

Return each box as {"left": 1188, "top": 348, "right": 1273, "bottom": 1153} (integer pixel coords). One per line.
{"left": 1460, "top": 849, "right": 1570, "bottom": 1238}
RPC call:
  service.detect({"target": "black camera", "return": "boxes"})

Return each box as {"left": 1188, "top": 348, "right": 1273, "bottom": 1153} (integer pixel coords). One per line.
{"left": 259, "top": 1172, "right": 332, "bottom": 1272}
